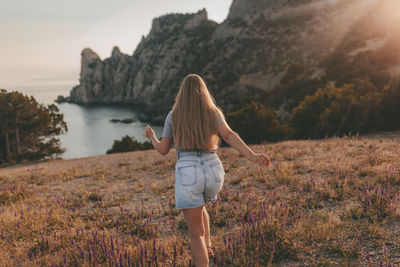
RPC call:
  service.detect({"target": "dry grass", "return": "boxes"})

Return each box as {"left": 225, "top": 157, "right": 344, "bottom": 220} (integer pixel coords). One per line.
{"left": 0, "top": 132, "right": 400, "bottom": 266}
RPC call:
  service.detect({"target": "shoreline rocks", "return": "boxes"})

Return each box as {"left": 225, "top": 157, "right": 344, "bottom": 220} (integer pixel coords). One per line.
{"left": 109, "top": 118, "right": 136, "bottom": 124}
{"left": 55, "top": 95, "right": 70, "bottom": 103}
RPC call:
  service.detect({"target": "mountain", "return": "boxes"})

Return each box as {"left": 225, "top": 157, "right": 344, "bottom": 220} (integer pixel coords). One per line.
{"left": 65, "top": 0, "right": 400, "bottom": 123}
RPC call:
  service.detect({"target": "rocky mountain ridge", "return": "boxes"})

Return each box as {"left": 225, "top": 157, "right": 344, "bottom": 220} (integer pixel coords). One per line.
{"left": 64, "top": 0, "right": 400, "bottom": 123}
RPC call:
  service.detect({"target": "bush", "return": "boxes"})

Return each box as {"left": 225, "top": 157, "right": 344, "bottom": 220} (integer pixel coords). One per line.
{"left": 291, "top": 84, "right": 357, "bottom": 138}
{"left": 378, "top": 79, "right": 400, "bottom": 130}
{"left": 106, "top": 135, "right": 153, "bottom": 154}
{"left": 226, "top": 101, "right": 291, "bottom": 144}
{"left": 291, "top": 78, "right": 400, "bottom": 139}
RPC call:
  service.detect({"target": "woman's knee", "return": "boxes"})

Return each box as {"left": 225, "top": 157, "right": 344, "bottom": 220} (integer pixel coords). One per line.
{"left": 187, "top": 218, "right": 205, "bottom": 237}
{"left": 189, "top": 225, "right": 205, "bottom": 238}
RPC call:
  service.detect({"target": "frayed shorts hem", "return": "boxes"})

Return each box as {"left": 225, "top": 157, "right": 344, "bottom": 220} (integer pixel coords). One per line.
{"left": 204, "top": 197, "right": 217, "bottom": 203}
{"left": 175, "top": 202, "right": 205, "bottom": 209}
{"left": 175, "top": 198, "right": 218, "bottom": 209}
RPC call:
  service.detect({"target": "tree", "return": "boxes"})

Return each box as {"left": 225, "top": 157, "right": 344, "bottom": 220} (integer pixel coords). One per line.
{"left": 0, "top": 89, "right": 68, "bottom": 163}
{"left": 226, "top": 101, "right": 290, "bottom": 144}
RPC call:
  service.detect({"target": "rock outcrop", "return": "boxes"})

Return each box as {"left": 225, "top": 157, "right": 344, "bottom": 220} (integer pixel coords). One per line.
{"left": 66, "top": 0, "right": 400, "bottom": 123}
{"left": 69, "top": 47, "right": 131, "bottom": 104}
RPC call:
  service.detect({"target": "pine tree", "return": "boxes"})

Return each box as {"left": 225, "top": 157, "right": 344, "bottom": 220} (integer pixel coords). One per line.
{"left": 0, "top": 89, "right": 68, "bottom": 164}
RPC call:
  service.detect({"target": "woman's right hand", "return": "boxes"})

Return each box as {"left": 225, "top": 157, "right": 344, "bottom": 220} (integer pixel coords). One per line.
{"left": 251, "top": 153, "right": 271, "bottom": 167}
{"left": 142, "top": 125, "right": 155, "bottom": 139}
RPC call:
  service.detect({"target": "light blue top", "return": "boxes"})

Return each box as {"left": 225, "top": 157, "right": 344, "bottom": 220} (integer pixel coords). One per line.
{"left": 162, "top": 110, "right": 224, "bottom": 140}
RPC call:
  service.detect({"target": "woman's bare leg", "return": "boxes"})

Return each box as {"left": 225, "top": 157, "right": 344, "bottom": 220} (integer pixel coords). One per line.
{"left": 182, "top": 205, "right": 209, "bottom": 267}
{"left": 202, "top": 206, "right": 212, "bottom": 249}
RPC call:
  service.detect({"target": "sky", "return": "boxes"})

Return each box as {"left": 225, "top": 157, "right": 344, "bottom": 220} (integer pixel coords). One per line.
{"left": 0, "top": 0, "right": 232, "bottom": 89}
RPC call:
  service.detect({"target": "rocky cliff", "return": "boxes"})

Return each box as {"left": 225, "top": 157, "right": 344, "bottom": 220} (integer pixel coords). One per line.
{"left": 66, "top": 0, "right": 400, "bottom": 123}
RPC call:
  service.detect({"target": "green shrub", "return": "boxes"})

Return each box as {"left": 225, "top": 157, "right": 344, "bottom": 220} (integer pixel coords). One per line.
{"left": 226, "top": 101, "right": 291, "bottom": 144}
{"left": 378, "top": 79, "right": 400, "bottom": 130}
{"left": 291, "top": 78, "right": 400, "bottom": 138}
{"left": 291, "top": 84, "right": 358, "bottom": 138}
{"left": 106, "top": 135, "right": 153, "bottom": 154}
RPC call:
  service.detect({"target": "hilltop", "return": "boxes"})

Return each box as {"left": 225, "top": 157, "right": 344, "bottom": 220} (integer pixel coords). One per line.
{"left": 0, "top": 133, "right": 400, "bottom": 265}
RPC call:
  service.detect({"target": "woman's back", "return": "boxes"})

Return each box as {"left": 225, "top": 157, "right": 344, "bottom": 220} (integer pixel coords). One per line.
{"left": 162, "top": 74, "right": 225, "bottom": 151}
{"left": 162, "top": 109, "right": 225, "bottom": 151}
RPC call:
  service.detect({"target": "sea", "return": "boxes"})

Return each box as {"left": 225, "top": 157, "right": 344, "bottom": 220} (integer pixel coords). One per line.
{"left": 6, "top": 85, "right": 163, "bottom": 159}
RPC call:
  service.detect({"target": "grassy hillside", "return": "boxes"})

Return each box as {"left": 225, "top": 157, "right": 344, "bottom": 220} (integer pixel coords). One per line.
{"left": 0, "top": 133, "right": 400, "bottom": 266}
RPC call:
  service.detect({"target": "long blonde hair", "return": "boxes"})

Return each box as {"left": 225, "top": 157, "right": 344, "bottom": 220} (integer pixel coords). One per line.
{"left": 172, "top": 74, "right": 224, "bottom": 150}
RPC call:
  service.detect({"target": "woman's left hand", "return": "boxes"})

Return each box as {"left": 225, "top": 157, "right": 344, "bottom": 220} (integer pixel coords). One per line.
{"left": 251, "top": 153, "right": 271, "bottom": 167}
{"left": 142, "top": 125, "right": 155, "bottom": 139}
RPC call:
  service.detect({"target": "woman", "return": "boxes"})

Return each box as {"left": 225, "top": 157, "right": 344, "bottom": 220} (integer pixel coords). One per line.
{"left": 142, "top": 74, "right": 270, "bottom": 267}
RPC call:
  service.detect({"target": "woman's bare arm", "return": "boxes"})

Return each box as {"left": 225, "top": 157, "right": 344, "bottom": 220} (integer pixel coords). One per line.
{"left": 216, "top": 122, "right": 270, "bottom": 166}
{"left": 142, "top": 125, "right": 172, "bottom": 156}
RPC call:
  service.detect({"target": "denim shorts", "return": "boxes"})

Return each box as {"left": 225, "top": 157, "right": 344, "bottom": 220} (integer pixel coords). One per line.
{"left": 175, "top": 150, "right": 225, "bottom": 209}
